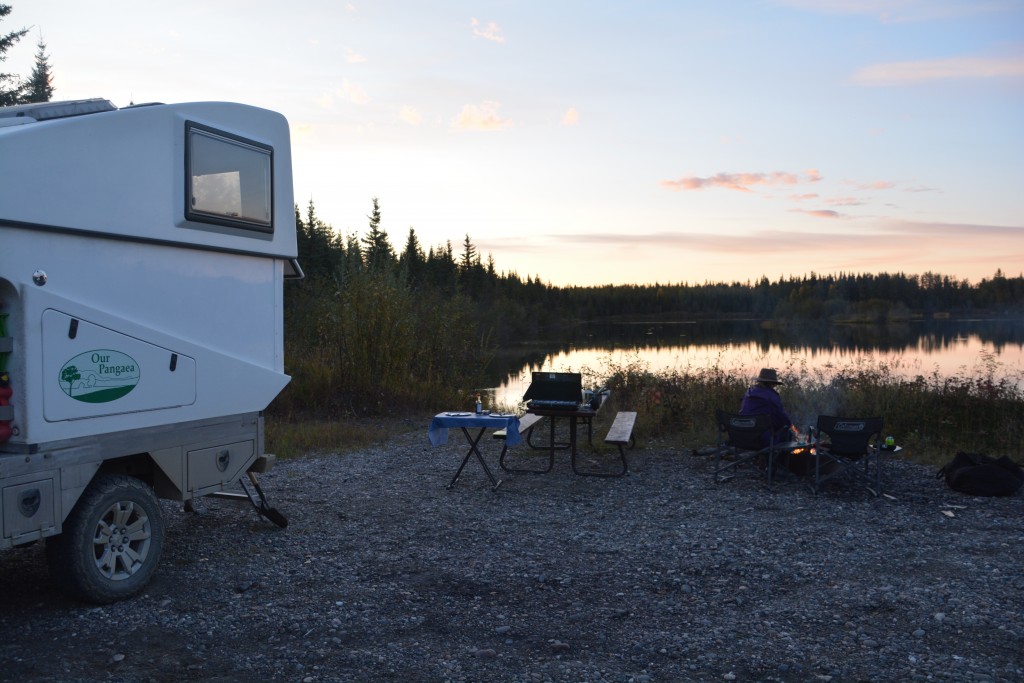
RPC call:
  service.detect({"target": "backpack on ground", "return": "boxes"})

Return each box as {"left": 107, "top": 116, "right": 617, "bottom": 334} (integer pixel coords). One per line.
{"left": 937, "top": 451, "right": 1024, "bottom": 497}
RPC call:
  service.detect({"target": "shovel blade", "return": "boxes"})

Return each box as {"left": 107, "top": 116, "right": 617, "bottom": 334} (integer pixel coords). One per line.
{"left": 261, "top": 505, "right": 288, "bottom": 528}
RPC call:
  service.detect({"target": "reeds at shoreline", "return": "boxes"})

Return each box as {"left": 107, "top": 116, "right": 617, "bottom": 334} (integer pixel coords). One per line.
{"left": 597, "top": 354, "right": 1024, "bottom": 467}
{"left": 266, "top": 353, "right": 1022, "bottom": 468}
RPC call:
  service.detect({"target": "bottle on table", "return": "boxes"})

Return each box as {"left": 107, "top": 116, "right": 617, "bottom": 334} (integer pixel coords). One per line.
{"left": 475, "top": 393, "right": 483, "bottom": 414}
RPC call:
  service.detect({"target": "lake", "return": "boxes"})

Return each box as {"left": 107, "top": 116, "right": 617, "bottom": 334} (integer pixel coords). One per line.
{"left": 485, "top": 317, "right": 1024, "bottom": 407}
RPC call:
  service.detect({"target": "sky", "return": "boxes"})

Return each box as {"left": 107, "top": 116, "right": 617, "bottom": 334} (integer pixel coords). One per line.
{"left": 5, "top": 0, "right": 1024, "bottom": 287}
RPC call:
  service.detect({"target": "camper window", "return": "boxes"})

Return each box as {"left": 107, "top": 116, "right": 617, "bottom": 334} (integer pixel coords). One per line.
{"left": 185, "top": 122, "right": 273, "bottom": 233}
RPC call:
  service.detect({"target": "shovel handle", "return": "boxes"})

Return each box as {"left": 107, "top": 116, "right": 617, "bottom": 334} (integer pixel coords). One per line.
{"left": 245, "top": 470, "right": 288, "bottom": 528}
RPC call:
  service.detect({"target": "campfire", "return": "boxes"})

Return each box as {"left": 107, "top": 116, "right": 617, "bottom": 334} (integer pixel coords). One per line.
{"left": 784, "top": 426, "right": 818, "bottom": 475}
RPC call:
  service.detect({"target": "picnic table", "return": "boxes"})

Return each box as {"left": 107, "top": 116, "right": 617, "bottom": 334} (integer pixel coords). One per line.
{"left": 518, "top": 398, "right": 635, "bottom": 477}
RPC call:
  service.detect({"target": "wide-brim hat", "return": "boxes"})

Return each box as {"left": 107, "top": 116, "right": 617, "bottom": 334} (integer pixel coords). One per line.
{"left": 754, "top": 368, "right": 783, "bottom": 384}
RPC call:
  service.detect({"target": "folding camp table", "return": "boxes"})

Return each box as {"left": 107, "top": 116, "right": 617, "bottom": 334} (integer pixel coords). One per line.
{"left": 428, "top": 412, "right": 522, "bottom": 491}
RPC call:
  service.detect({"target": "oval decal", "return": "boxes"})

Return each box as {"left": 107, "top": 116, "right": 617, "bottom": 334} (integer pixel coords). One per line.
{"left": 59, "top": 349, "right": 140, "bottom": 403}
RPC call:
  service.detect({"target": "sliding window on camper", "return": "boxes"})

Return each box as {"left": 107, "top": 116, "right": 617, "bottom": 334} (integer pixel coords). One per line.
{"left": 185, "top": 122, "right": 274, "bottom": 234}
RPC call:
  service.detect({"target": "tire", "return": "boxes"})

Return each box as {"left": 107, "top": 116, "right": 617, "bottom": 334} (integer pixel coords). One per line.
{"left": 46, "top": 474, "right": 165, "bottom": 604}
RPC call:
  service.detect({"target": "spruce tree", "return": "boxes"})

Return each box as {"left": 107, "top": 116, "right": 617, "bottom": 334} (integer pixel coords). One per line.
{"left": 24, "top": 33, "right": 53, "bottom": 103}
{"left": 399, "top": 227, "right": 425, "bottom": 286}
{"left": 362, "top": 197, "right": 395, "bottom": 272}
{"left": 459, "top": 234, "right": 478, "bottom": 271}
{"left": 0, "top": 4, "right": 29, "bottom": 106}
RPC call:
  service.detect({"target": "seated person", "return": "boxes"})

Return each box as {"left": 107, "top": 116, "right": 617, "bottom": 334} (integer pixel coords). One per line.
{"left": 739, "top": 368, "right": 795, "bottom": 448}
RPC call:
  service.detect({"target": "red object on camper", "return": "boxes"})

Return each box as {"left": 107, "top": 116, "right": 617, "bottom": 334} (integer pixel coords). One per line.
{"left": 0, "top": 372, "right": 12, "bottom": 443}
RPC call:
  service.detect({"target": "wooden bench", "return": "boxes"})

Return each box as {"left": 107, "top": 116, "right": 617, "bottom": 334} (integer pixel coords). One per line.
{"left": 495, "top": 413, "right": 551, "bottom": 473}
{"left": 605, "top": 411, "right": 637, "bottom": 449}
{"left": 492, "top": 412, "right": 543, "bottom": 440}
{"left": 572, "top": 410, "right": 635, "bottom": 477}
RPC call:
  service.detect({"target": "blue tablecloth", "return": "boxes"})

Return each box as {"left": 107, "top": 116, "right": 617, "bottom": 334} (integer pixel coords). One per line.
{"left": 428, "top": 412, "right": 523, "bottom": 447}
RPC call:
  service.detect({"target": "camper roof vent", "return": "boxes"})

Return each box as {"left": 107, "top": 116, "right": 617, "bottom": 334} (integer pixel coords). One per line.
{"left": 0, "top": 98, "right": 118, "bottom": 121}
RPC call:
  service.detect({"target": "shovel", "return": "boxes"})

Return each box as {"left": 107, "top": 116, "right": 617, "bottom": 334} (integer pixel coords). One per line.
{"left": 241, "top": 471, "right": 288, "bottom": 528}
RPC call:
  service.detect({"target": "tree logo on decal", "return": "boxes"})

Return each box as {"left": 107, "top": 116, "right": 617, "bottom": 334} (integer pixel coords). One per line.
{"left": 60, "top": 365, "right": 81, "bottom": 397}
{"left": 59, "top": 350, "right": 140, "bottom": 403}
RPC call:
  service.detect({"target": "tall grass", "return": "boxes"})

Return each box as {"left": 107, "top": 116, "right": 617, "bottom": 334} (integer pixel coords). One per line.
{"left": 600, "top": 353, "right": 1024, "bottom": 466}
{"left": 264, "top": 418, "right": 395, "bottom": 460}
{"left": 281, "top": 277, "right": 487, "bottom": 411}
{"left": 266, "top": 272, "right": 491, "bottom": 457}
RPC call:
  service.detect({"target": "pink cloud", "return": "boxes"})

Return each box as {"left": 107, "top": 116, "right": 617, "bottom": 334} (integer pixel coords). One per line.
{"left": 793, "top": 209, "right": 843, "bottom": 219}
{"left": 846, "top": 179, "right": 897, "bottom": 191}
{"left": 660, "top": 170, "right": 821, "bottom": 193}
{"left": 825, "top": 196, "right": 864, "bottom": 206}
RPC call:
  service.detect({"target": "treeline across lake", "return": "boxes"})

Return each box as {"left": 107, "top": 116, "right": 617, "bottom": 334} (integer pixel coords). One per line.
{"left": 269, "top": 199, "right": 1024, "bottom": 460}
{"left": 291, "top": 199, "right": 1023, "bottom": 344}
{"left": 569, "top": 269, "right": 1024, "bottom": 323}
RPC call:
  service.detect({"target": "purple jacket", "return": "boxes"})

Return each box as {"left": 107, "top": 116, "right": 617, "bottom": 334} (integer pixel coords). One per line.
{"left": 739, "top": 384, "right": 794, "bottom": 444}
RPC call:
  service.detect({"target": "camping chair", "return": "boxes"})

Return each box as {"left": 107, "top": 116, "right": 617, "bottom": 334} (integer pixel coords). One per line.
{"left": 713, "top": 410, "right": 778, "bottom": 485}
{"left": 812, "top": 415, "right": 884, "bottom": 495}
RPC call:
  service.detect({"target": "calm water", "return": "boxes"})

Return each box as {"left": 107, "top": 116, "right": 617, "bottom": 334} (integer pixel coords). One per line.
{"left": 485, "top": 318, "right": 1024, "bottom": 407}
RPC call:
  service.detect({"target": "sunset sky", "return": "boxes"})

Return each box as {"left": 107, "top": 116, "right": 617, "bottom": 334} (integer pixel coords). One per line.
{"left": 6, "top": 1, "right": 1023, "bottom": 287}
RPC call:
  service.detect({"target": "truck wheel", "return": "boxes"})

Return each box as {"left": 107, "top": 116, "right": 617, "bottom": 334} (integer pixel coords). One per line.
{"left": 46, "top": 474, "right": 165, "bottom": 604}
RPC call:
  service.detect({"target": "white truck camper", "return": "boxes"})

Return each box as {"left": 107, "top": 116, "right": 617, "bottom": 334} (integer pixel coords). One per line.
{"left": 0, "top": 98, "right": 300, "bottom": 602}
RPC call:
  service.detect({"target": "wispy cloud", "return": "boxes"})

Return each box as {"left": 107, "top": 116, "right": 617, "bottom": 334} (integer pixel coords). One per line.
{"left": 452, "top": 101, "right": 512, "bottom": 131}
{"left": 660, "top": 169, "right": 822, "bottom": 192}
{"left": 879, "top": 219, "right": 1024, "bottom": 237}
{"left": 774, "top": 0, "right": 1003, "bottom": 24}
{"left": 399, "top": 105, "right": 422, "bottom": 126}
{"left": 825, "top": 196, "right": 866, "bottom": 206}
{"left": 316, "top": 80, "right": 371, "bottom": 108}
{"left": 561, "top": 107, "right": 579, "bottom": 126}
{"left": 471, "top": 18, "right": 506, "bottom": 44}
{"left": 345, "top": 48, "right": 367, "bottom": 64}
{"left": 341, "top": 79, "right": 370, "bottom": 105}
{"left": 793, "top": 208, "right": 844, "bottom": 219}
{"left": 515, "top": 229, "right": 852, "bottom": 253}
{"left": 853, "top": 56, "right": 1024, "bottom": 85}
{"left": 506, "top": 220, "right": 1024, "bottom": 261}
{"left": 847, "top": 179, "right": 897, "bottom": 191}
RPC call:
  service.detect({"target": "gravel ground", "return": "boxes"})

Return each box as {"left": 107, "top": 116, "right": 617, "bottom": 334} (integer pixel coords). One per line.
{"left": 1, "top": 418, "right": 1022, "bottom": 683}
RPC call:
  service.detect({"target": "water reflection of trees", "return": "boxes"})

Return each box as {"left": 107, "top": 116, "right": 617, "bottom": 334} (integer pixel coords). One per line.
{"left": 486, "top": 319, "right": 1024, "bottom": 388}
{"left": 571, "top": 319, "right": 1024, "bottom": 355}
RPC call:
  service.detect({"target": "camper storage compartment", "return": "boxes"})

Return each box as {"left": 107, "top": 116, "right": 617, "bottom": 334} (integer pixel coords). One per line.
{"left": 3, "top": 471, "right": 59, "bottom": 543}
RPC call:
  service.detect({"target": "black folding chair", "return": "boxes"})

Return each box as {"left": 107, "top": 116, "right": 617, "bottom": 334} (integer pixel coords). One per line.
{"left": 812, "top": 415, "right": 884, "bottom": 496}
{"left": 713, "top": 410, "right": 778, "bottom": 485}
